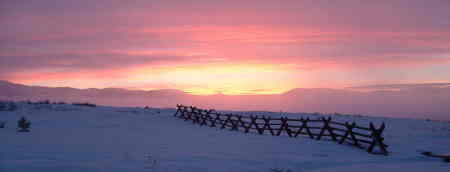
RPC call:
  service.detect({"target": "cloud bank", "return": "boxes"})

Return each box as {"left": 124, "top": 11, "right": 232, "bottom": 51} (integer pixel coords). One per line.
{"left": 1, "top": 0, "right": 450, "bottom": 93}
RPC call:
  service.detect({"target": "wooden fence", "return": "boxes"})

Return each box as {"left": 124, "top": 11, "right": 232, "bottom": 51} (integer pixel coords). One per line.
{"left": 173, "top": 104, "right": 389, "bottom": 155}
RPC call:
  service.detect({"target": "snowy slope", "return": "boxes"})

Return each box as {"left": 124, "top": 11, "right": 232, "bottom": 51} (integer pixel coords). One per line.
{"left": 1, "top": 102, "right": 449, "bottom": 172}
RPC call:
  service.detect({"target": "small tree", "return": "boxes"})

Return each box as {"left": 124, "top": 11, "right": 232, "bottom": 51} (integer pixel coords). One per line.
{"left": 18, "top": 117, "right": 31, "bottom": 132}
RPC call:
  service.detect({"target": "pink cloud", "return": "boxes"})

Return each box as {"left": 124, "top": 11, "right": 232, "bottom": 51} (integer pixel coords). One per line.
{"left": 1, "top": 0, "right": 450, "bottom": 91}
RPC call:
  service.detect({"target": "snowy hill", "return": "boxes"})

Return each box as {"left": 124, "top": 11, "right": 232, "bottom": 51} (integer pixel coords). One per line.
{"left": 1, "top": 102, "right": 449, "bottom": 172}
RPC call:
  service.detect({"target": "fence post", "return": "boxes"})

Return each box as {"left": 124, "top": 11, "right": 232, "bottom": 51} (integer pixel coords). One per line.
{"left": 262, "top": 116, "right": 275, "bottom": 135}
{"left": 199, "top": 110, "right": 205, "bottom": 126}
{"left": 199, "top": 110, "right": 211, "bottom": 126}
{"left": 305, "top": 117, "right": 314, "bottom": 139}
{"left": 243, "top": 115, "right": 252, "bottom": 133}
{"left": 339, "top": 122, "right": 360, "bottom": 147}
{"left": 230, "top": 115, "right": 240, "bottom": 131}
{"left": 205, "top": 110, "right": 214, "bottom": 127}
{"left": 210, "top": 113, "right": 220, "bottom": 127}
{"left": 191, "top": 107, "right": 199, "bottom": 124}
{"left": 184, "top": 106, "right": 192, "bottom": 121}
{"left": 250, "top": 115, "right": 263, "bottom": 134}
{"left": 367, "top": 122, "right": 388, "bottom": 155}
{"left": 221, "top": 114, "right": 232, "bottom": 129}
{"left": 178, "top": 106, "right": 184, "bottom": 119}
{"left": 236, "top": 115, "right": 247, "bottom": 132}
{"left": 277, "top": 117, "right": 293, "bottom": 137}
{"left": 294, "top": 117, "right": 314, "bottom": 139}
{"left": 317, "top": 117, "right": 337, "bottom": 141}
{"left": 174, "top": 104, "right": 182, "bottom": 117}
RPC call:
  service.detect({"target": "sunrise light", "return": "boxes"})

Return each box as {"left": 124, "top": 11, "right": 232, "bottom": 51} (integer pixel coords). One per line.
{"left": 130, "top": 63, "right": 298, "bottom": 95}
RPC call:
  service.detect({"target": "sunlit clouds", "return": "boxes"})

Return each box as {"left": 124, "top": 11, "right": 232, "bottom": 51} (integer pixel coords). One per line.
{"left": 130, "top": 63, "right": 300, "bottom": 95}
{"left": 1, "top": 0, "right": 450, "bottom": 94}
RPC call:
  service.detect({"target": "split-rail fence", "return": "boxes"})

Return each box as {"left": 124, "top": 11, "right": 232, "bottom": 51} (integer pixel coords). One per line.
{"left": 174, "top": 104, "right": 389, "bottom": 155}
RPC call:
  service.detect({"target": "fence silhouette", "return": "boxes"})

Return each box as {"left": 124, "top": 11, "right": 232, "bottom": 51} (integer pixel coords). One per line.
{"left": 174, "top": 104, "right": 389, "bottom": 155}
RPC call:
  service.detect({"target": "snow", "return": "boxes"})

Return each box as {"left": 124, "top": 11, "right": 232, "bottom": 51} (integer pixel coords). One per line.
{"left": 1, "top": 102, "right": 449, "bottom": 172}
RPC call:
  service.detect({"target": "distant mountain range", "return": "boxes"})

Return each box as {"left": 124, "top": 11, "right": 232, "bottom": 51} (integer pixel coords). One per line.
{"left": 0, "top": 80, "right": 188, "bottom": 108}
{"left": 1, "top": 80, "right": 450, "bottom": 120}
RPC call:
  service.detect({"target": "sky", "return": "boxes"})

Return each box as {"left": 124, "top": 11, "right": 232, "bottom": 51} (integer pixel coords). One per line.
{"left": 1, "top": 0, "right": 450, "bottom": 95}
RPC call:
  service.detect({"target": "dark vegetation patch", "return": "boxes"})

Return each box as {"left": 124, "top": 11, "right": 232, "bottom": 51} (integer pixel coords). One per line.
{"left": 72, "top": 102, "right": 97, "bottom": 108}
{"left": 0, "top": 101, "right": 18, "bottom": 111}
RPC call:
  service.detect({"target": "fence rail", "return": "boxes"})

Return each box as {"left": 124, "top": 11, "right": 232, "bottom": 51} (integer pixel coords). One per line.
{"left": 174, "top": 104, "right": 388, "bottom": 155}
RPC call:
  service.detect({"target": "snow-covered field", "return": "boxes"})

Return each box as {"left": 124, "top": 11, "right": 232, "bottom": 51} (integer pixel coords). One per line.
{"left": 1, "top": 102, "right": 449, "bottom": 172}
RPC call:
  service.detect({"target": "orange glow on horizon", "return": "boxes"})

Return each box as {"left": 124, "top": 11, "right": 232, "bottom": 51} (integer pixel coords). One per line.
{"left": 131, "top": 63, "right": 300, "bottom": 95}
{"left": 7, "top": 62, "right": 302, "bottom": 96}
